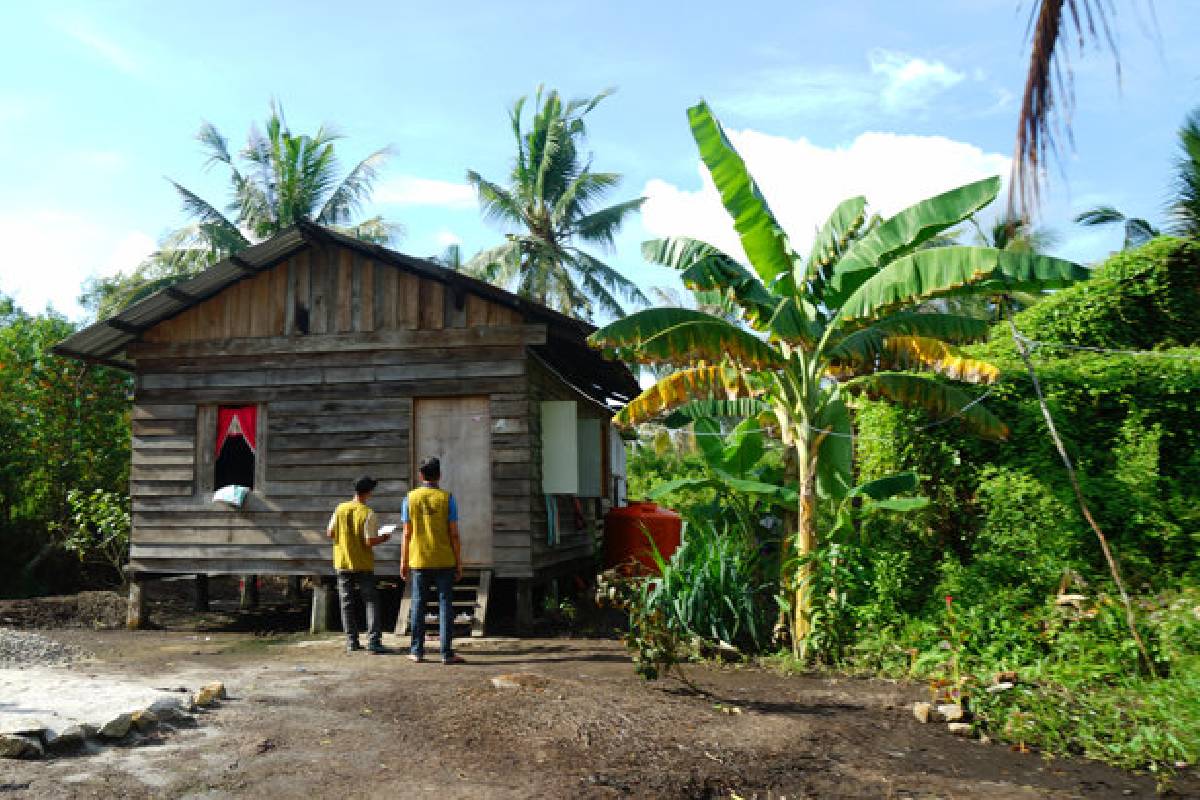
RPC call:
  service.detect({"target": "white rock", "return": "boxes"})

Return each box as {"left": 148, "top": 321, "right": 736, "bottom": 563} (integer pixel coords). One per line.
{"left": 912, "top": 702, "right": 933, "bottom": 724}
{"left": 937, "top": 703, "right": 965, "bottom": 722}
{"left": 986, "top": 682, "right": 1015, "bottom": 694}
{"left": 947, "top": 722, "right": 974, "bottom": 737}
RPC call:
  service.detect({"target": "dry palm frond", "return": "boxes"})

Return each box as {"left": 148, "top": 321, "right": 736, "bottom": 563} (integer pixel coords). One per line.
{"left": 1010, "top": 0, "right": 1120, "bottom": 219}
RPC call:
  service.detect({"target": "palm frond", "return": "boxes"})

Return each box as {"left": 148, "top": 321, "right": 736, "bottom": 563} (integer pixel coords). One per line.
{"left": 570, "top": 197, "right": 645, "bottom": 250}
{"left": 317, "top": 146, "right": 392, "bottom": 225}
{"left": 1010, "top": 0, "right": 1119, "bottom": 217}
{"left": 1169, "top": 106, "right": 1200, "bottom": 238}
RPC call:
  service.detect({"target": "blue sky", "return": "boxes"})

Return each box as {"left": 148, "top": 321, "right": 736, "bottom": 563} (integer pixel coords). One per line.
{"left": 1, "top": 0, "right": 1197, "bottom": 319}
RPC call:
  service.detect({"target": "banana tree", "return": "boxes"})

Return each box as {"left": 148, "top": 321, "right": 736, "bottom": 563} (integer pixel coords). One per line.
{"left": 589, "top": 101, "right": 1090, "bottom": 657}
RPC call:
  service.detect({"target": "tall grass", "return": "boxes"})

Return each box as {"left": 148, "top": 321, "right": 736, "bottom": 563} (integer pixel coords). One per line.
{"left": 642, "top": 515, "right": 775, "bottom": 652}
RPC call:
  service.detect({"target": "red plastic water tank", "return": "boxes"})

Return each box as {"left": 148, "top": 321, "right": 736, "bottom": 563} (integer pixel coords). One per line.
{"left": 603, "top": 501, "right": 682, "bottom": 575}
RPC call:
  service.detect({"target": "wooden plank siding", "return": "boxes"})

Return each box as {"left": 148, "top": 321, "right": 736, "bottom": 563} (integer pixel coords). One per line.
{"left": 126, "top": 238, "right": 548, "bottom": 580}
{"left": 138, "top": 244, "right": 525, "bottom": 346}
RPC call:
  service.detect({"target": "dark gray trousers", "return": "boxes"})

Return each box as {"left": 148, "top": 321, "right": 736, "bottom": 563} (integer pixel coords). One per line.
{"left": 336, "top": 570, "right": 381, "bottom": 647}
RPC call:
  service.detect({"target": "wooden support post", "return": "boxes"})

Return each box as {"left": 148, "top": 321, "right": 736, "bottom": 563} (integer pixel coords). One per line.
{"left": 310, "top": 578, "right": 333, "bottom": 634}
{"left": 193, "top": 574, "right": 209, "bottom": 612}
{"left": 515, "top": 579, "right": 534, "bottom": 633}
{"left": 240, "top": 574, "right": 259, "bottom": 609}
{"left": 126, "top": 579, "right": 145, "bottom": 630}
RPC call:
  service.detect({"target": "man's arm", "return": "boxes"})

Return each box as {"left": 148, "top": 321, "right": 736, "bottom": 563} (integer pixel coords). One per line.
{"left": 449, "top": 521, "right": 462, "bottom": 580}
{"left": 364, "top": 510, "right": 390, "bottom": 547}
{"left": 400, "top": 521, "right": 413, "bottom": 580}
{"left": 325, "top": 513, "right": 336, "bottom": 540}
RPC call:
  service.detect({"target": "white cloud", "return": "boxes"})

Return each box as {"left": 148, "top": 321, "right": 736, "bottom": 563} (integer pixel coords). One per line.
{"left": 868, "top": 49, "right": 965, "bottom": 112}
{"left": 722, "top": 50, "right": 970, "bottom": 121}
{"left": 641, "top": 127, "right": 1010, "bottom": 263}
{"left": 375, "top": 176, "right": 476, "bottom": 209}
{"left": 58, "top": 19, "right": 139, "bottom": 76}
{"left": 434, "top": 230, "right": 463, "bottom": 247}
{"left": 0, "top": 211, "right": 155, "bottom": 318}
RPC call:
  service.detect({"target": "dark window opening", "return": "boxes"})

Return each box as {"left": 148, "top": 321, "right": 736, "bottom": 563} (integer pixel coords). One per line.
{"left": 215, "top": 405, "right": 257, "bottom": 490}
{"left": 215, "top": 433, "right": 255, "bottom": 490}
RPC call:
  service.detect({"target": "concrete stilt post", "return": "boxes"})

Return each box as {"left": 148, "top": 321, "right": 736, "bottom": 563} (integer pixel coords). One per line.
{"left": 310, "top": 578, "right": 333, "bottom": 634}
{"left": 126, "top": 579, "right": 145, "bottom": 630}
{"left": 240, "top": 575, "right": 259, "bottom": 609}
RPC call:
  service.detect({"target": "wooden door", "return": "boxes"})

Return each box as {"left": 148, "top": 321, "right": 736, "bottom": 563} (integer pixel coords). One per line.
{"left": 412, "top": 396, "right": 492, "bottom": 566}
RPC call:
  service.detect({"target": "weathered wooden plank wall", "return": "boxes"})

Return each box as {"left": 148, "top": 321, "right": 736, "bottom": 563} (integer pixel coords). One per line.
{"left": 127, "top": 241, "right": 539, "bottom": 579}
{"left": 141, "top": 245, "right": 523, "bottom": 345}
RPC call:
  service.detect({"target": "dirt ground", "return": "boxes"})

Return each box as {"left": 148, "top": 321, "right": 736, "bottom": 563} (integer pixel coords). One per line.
{"left": 3, "top": 622, "right": 1196, "bottom": 800}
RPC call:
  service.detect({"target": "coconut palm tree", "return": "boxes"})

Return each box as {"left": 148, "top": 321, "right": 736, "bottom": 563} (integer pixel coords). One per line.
{"left": 167, "top": 101, "right": 394, "bottom": 259}
{"left": 464, "top": 86, "right": 648, "bottom": 320}
{"left": 590, "top": 101, "right": 1089, "bottom": 657}
{"left": 1074, "top": 206, "right": 1160, "bottom": 250}
{"left": 83, "top": 103, "right": 394, "bottom": 317}
{"left": 1169, "top": 106, "right": 1200, "bottom": 238}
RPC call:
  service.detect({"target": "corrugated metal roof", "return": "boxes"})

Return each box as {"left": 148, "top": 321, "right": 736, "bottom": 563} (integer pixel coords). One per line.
{"left": 52, "top": 223, "right": 636, "bottom": 404}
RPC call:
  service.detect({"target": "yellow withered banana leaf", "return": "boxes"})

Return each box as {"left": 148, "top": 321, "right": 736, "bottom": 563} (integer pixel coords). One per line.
{"left": 845, "top": 372, "right": 1009, "bottom": 441}
{"left": 614, "top": 365, "right": 761, "bottom": 427}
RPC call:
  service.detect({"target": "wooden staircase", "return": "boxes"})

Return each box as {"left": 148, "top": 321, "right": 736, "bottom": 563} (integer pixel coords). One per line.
{"left": 395, "top": 569, "right": 491, "bottom": 638}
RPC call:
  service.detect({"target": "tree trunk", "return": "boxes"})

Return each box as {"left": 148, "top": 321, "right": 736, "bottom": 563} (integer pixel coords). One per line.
{"left": 790, "top": 437, "right": 818, "bottom": 660}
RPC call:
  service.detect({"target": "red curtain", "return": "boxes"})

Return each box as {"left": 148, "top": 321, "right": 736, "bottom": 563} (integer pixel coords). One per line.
{"left": 216, "top": 406, "right": 257, "bottom": 457}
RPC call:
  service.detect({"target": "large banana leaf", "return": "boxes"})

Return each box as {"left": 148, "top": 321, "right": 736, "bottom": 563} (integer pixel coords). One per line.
{"left": 766, "top": 296, "right": 823, "bottom": 344}
{"left": 722, "top": 417, "right": 766, "bottom": 475}
{"left": 614, "top": 365, "right": 760, "bottom": 426}
{"left": 824, "top": 176, "right": 1001, "bottom": 306}
{"left": 877, "top": 336, "right": 1000, "bottom": 384}
{"left": 836, "top": 246, "right": 1087, "bottom": 325}
{"left": 825, "top": 315, "right": 990, "bottom": 368}
{"left": 830, "top": 312, "right": 990, "bottom": 350}
{"left": 687, "top": 101, "right": 796, "bottom": 285}
{"left": 589, "top": 308, "right": 782, "bottom": 369}
{"left": 847, "top": 471, "right": 920, "bottom": 500}
{"left": 643, "top": 237, "right": 777, "bottom": 328}
{"left": 813, "top": 396, "right": 853, "bottom": 499}
{"left": 663, "top": 397, "right": 772, "bottom": 428}
{"left": 845, "top": 372, "right": 1008, "bottom": 440}
{"left": 692, "top": 417, "right": 726, "bottom": 469}
{"left": 803, "top": 195, "right": 866, "bottom": 285}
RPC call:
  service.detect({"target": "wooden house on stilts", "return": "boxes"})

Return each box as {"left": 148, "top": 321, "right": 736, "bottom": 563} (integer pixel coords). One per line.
{"left": 54, "top": 222, "right": 637, "bottom": 634}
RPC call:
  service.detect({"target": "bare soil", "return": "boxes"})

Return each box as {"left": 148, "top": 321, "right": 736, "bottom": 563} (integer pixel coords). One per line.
{"left": 2, "top": 622, "right": 1195, "bottom": 799}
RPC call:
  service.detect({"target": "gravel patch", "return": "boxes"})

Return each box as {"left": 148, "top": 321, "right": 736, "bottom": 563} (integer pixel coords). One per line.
{"left": 0, "top": 629, "right": 89, "bottom": 667}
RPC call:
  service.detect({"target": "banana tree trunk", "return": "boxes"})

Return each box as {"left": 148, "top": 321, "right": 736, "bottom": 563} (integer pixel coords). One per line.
{"left": 790, "top": 435, "right": 818, "bottom": 660}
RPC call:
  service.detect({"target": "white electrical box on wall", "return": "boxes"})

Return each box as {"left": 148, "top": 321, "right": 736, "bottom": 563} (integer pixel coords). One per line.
{"left": 541, "top": 401, "right": 578, "bottom": 494}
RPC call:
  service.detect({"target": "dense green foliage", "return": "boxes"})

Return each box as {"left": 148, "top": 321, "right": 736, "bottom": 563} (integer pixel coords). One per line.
{"left": 0, "top": 296, "right": 131, "bottom": 596}
{"left": 838, "top": 237, "right": 1200, "bottom": 774}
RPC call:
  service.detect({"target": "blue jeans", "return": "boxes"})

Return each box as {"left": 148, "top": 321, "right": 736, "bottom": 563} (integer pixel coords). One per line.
{"left": 409, "top": 568, "right": 455, "bottom": 659}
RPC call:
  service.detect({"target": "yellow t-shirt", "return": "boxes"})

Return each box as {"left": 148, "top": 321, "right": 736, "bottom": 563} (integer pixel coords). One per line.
{"left": 328, "top": 500, "right": 378, "bottom": 572}
{"left": 405, "top": 486, "right": 456, "bottom": 569}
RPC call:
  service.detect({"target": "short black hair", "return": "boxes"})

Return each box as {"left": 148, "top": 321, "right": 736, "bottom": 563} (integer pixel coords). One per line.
{"left": 419, "top": 457, "right": 441, "bottom": 481}
{"left": 354, "top": 475, "right": 378, "bottom": 495}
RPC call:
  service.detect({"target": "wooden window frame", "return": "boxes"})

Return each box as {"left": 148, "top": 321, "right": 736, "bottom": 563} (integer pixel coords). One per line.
{"left": 196, "top": 402, "right": 268, "bottom": 498}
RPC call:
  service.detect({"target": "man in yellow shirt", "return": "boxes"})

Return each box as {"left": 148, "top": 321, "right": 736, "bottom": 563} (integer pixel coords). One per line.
{"left": 400, "top": 457, "right": 464, "bottom": 664}
{"left": 327, "top": 475, "right": 392, "bottom": 654}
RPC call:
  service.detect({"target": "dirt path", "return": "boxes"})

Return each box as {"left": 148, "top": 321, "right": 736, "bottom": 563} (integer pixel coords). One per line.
{"left": 0, "top": 630, "right": 1190, "bottom": 799}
